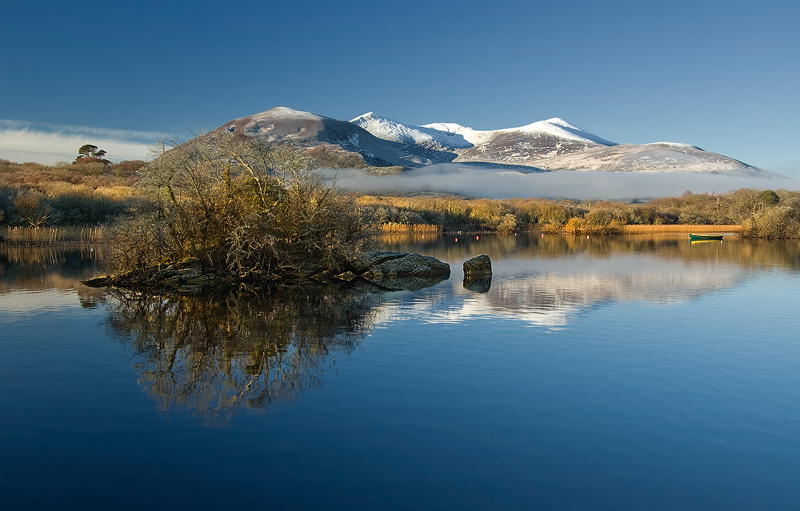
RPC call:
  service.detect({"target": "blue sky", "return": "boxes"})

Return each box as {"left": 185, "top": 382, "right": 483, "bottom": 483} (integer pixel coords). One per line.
{"left": 2, "top": 0, "right": 798, "bottom": 178}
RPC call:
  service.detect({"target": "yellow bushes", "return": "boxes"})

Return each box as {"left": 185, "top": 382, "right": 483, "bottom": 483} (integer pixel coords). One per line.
{"left": 741, "top": 207, "right": 800, "bottom": 239}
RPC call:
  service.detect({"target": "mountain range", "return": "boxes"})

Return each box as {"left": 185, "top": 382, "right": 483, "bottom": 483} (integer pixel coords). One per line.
{"left": 213, "top": 107, "right": 777, "bottom": 177}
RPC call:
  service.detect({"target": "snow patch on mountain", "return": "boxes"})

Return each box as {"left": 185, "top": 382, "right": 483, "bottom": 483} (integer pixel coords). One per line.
{"left": 421, "top": 118, "right": 617, "bottom": 147}
{"left": 532, "top": 143, "right": 773, "bottom": 175}
{"left": 350, "top": 113, "right": 473, "bottom": 149}
{"left": 253, "top": 106, "right": 321, "bottom": 122}
{"left": 517, "top": 118, "right": 617, "bottom": 145}
{"left": 644, "top": 142, "right": 702, "bottom": 150}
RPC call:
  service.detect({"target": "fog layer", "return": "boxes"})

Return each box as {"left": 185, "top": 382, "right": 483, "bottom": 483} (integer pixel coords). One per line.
{"left": 323, "top": 164, "right": 798, "bottom": 200}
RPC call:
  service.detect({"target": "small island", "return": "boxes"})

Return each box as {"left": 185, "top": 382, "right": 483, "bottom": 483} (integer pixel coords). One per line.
{"left": 77, "top": 134, "right": 449, "bottom": 292}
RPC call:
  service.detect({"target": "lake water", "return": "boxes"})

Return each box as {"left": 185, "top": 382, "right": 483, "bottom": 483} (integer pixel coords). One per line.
{"left": 1, "top": 235, "right": 799, "bottom": 510}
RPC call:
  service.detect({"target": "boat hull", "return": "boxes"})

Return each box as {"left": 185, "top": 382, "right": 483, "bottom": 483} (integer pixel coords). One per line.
{"left": 689, "top": 233, "right": 723, "bottom": 241}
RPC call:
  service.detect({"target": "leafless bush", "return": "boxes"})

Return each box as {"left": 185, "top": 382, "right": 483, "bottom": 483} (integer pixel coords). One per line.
{"left": 105, "top": 133, "right": 372, "bottom": 277}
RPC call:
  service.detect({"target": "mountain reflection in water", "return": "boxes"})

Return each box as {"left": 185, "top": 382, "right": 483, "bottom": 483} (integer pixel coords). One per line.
{"left": 102, "top": 286, "right": 384, "bottom": 424}
{"left": 377, "top": 233, "right": 800, "bottom": 328}
{"left": 3, "top": 235, "right": 798, "bottom": 419}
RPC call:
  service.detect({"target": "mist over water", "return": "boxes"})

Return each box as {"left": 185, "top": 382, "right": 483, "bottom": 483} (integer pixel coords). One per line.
{"left": 323, "top": 164, "right": 798, "bottom": 199}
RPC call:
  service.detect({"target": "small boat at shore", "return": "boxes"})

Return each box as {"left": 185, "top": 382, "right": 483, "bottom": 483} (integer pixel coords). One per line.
{"left": 689, "top": 233, "right": 723, "bottom": 241}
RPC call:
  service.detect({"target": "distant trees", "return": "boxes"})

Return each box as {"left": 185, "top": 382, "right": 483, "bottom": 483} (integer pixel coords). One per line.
{"left": 74, "top": 144, "right": 111, "bottom": 165}
{"left": 357, "top": 189, "right": 800, "bottom": 238}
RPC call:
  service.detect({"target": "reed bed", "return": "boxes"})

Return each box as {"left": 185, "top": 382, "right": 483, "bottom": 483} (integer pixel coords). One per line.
{"left": 621, "top": 224, "right": 742, "bottom": 234}
{"left": 1, "top": 225, "right": 106, "bottom": 243}
{"left": 3, "top": 226, "right": 66, "bottom": 242}
{"left": 77, "top": 226, "right": 106, "bottom": 242}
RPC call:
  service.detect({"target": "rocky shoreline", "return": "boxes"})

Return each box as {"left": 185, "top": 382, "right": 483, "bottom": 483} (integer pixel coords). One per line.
{"left": 82, "top": 251, "right": 453, "bottom": 294}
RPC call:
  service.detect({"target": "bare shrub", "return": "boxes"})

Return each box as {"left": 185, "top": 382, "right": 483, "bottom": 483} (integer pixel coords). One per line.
{"left": 105, "top": 134, "right": 372, "bottom": 277}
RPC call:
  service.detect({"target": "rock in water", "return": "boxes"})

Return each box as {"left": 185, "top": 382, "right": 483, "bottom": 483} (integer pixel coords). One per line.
{"left": 463, "top": 254, "right": 492, "bottom": 276}
{"left": 365, "top": 252, "right": 450, "bottom": 278}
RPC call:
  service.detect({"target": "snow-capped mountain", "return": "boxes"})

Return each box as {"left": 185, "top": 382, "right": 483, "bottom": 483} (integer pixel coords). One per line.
{"left": 209, "top": 107, "right": 777, "bottom": 177}
{"left": 354, "top": 113, "right": 770, "bottom": 175}
{"left": 215, "top": 107, "right": 461, "bottom": 169}
{"left": 351, "top": 112, "right": 472, "bottom": 150}
{"left": 530, "top": 142, "right": 773, "bottom": 175}
{"left": 422, "top": 117, "right": 616, "bottom": 147}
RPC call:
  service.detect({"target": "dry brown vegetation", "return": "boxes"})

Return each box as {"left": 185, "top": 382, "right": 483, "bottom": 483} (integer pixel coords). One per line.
{"left": 0, "top": 157, "right": 149, "bottom": 230}
{"left": 1, "top": 155, "right": 797, "bottom": 240}
{"left": 104, "top": 134, "right": 372, "bottom": 279}
{"left": 358, "top": 189, "right": 800, "bottom": 238}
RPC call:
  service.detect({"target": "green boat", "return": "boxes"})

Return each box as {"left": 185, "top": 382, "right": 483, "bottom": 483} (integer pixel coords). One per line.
{"left": 689, "top": 233, "right": 723, "bottom": 241}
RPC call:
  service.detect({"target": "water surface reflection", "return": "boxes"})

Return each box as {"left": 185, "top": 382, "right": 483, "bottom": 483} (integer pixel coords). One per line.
{"left": 377, "top": 234, "right": 800, "bottom": 328}
{"left": 102, "top": 285, "right": 384, "bottom": 424}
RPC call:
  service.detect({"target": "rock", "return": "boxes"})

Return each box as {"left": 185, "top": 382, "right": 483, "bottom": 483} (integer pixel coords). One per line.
{"left": 156, "top": 267, "right": 178, "bottom": 277}
{"left": 349, "top": 252, "right": 405, "bottom": 274}
{"left": 366, "top": 253, "right": 450, "bottom": 278}
{"left": 84, "top": 252, "right": 450, "bottom": 294}
{"left": 174, "top": 259, "right": 201, "bottom": 271}
{"left": 463, "top": 254, "right": 492, "bottom": 276}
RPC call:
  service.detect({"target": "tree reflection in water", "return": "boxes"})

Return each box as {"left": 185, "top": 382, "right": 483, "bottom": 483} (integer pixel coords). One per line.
{"left": 103, "top": 285, "right": 384, "bottom": 424}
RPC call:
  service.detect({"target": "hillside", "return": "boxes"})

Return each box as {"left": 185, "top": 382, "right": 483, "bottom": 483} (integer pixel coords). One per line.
{"left": 209, "top": 107, "right": 779, "bottom": 177}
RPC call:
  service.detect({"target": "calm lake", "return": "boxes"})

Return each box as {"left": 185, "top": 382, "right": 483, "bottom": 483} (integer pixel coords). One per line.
{"left": 2, "top": 234, "right": 799, "bottom": 510}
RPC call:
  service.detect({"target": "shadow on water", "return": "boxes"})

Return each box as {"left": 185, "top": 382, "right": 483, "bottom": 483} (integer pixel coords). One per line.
{"left": 101, "top": 284, "right": 387, "bottom": 425}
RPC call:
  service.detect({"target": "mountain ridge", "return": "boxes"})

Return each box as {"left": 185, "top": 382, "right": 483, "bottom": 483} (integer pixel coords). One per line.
{"left": 211, "top": 107, "right": 778, "bottom": 178}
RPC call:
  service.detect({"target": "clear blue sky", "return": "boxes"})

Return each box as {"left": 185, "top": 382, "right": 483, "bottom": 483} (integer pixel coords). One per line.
{"left": 2, "top": 0, "right": 798, "bottom": 177}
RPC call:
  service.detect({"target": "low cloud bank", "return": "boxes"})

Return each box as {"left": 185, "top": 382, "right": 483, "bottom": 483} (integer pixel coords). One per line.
{"left": 0, "top": 120, "right": 157, "bottom": 164}
{"left": 323, "top": 164, "right": 798, "bottom": 200}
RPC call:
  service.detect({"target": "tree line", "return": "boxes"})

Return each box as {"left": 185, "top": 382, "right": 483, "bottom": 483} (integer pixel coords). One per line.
{"left": 358, "top": 188, "right": 800, "bottom": 238}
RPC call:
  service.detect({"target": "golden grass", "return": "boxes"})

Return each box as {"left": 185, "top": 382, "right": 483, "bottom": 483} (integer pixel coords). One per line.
{"left": 1, "top": 226, "right": 106, "bottom": 242}
{"left": 77, "top": 226, "right": 106, "bottom": 242}
{"left": 4, "top": 226, "right": 66, "bottom": 242}
{"left": 621, "top": 224, "right": 742, "bottom": 234}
